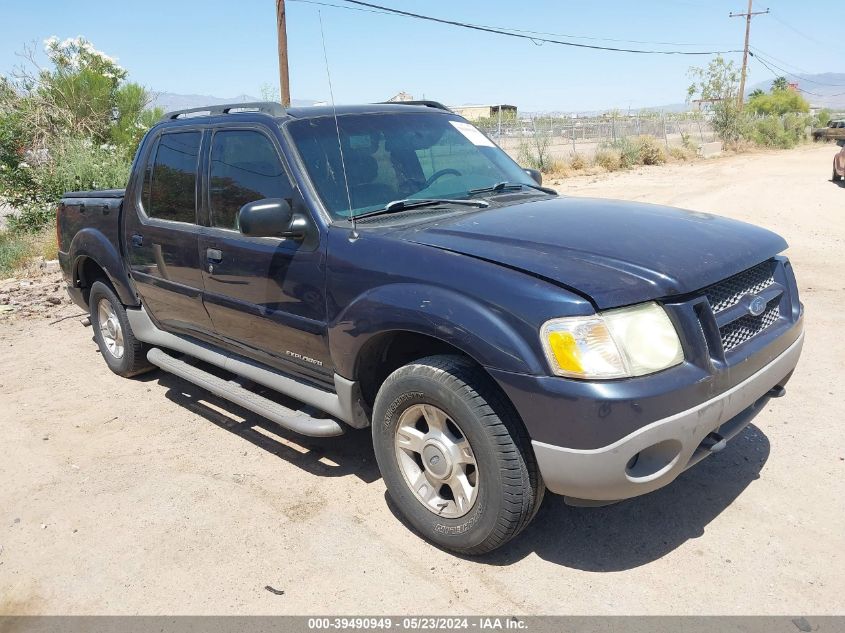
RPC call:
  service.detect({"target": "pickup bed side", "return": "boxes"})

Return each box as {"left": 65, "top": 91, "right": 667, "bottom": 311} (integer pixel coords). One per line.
{"left": 58, "top": 190, "right": 138, "bottom": 309}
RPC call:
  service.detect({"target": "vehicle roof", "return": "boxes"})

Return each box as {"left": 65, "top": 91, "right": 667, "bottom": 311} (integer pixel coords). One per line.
{"left": 284, "top": 103, "right": 453, "bottom": 118}
{"left": 152, "top": 102, "right": 455, "bottom": 133}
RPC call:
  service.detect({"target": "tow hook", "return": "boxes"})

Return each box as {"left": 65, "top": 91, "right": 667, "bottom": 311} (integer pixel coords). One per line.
{"left": 768, "top": 385, "right": 786, "bottom": 398}
{"left": 702, "top": 431, "right": 727, "bottom": 453}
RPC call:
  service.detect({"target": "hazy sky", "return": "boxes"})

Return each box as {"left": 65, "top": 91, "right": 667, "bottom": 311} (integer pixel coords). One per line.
{"left": 1, "top": 1, "right": 841, "bottom": 111}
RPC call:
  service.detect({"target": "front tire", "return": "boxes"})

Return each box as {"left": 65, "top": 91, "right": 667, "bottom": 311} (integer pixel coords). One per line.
{"left": 89, "top": 281, "right": 153, "bottom": 377}
{"left": 833, "top": 161, "right": 843, "bottom": 182}
{"left": 372, "top": 355, "right": 544, "bottom": 555}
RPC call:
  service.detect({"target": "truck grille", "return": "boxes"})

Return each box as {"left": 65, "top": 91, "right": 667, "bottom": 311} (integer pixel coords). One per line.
{"left": 719, "top": 298, "right": 780, "bottom": 352}
{"left": 703, "top": 260, "right": 774, "bottom": 313}
{"left": 702, "top": 259, "right": 781, "bottom": 354}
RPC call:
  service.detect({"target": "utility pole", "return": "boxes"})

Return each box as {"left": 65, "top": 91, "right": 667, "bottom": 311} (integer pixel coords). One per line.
{"left": 730, "top": 0, "right": 769, "bottom": 109}
{"left": 275, "top": 0, "right": 291, "bottom": 107}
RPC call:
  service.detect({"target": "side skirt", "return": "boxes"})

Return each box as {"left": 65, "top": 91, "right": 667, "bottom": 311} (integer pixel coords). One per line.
{"left": 127, "top": 306, "right": 370, "bottom": 431}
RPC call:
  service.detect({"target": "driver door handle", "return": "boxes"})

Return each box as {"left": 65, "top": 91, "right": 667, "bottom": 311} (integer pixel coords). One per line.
{"left": 206, "top": 248, "right": 223, "bottom": 263}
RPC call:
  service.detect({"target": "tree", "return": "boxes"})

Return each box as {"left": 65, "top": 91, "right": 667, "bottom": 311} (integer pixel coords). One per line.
{"left": 749, "top": 88, "right": 765, "bottom": 99}
{"left": 771, "top": 76, "right": 789, "bottom": 92}
{"left": 3, "top": 37, "right": 159, "bottom": 152}
{"left": 747, "top": 89, "right": 810, "bottom": 116}
{"left": 687, "top": 55, "right": 745, "bottom": 143}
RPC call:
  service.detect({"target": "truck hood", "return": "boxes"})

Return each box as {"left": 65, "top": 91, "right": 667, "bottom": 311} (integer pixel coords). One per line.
{"left": 396, "top": 196, "right": 788, "bottom": 309}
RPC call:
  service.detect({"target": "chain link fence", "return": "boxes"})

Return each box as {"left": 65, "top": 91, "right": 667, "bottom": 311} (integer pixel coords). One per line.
{"left": 475, "top": 113, "right": 716, "bottom": 163}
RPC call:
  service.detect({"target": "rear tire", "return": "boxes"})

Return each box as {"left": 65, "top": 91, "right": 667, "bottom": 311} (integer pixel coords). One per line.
{"left": 833, "top": 161, "right": 843, "bottom": 182}
{"left": 89, "top": 281, "right": 153, "bottom": 377}
{"left": 372, "top": 355, "right": 544, "bottom": 555}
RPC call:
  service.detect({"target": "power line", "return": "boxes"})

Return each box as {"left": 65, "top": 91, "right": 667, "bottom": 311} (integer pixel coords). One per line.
{"left": 769, "top": 13, "right": 836, "bottom": 51}
{"left": 751, "top": 54, "right": 845, "bottom": 98}
{"left": 749, "top": 46, "right": 811, "bottom": 75}
{"left": 749, "top": 51, "right": 845, "bottom": 87}
{"left": 328, "top": 0, "right": 743, "bottom": 55}
{"left": 288, "top": 0, "right": 725, "bottom": 48}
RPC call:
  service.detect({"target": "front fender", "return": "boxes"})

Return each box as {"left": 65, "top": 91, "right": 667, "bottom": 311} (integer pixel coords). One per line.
{"left": 69, "top": 228, "right": 138, "bottom": 306}
{"left": 329, "top": 283, "right": 544, "bottom": 379}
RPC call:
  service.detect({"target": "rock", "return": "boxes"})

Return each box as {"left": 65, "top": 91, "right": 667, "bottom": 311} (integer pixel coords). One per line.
{"left": 45, "top": 296, "right": 61, "bottom": 305}
{"left": 792, "top": 617, "right": 812, "bottom": 633}
{"left": 0, "top": 305, "right": 13, "bottom": 313}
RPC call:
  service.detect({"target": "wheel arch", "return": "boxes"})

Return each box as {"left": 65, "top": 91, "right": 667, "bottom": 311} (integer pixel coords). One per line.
{"left": 69, "top": 228, "right": 138, "bottom": 307}
{"left": 330, "top": 283, "right": 546, "bottom": 411}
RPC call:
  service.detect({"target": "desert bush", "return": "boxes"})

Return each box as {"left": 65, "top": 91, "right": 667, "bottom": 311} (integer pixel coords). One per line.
{"left": 669, "top": 145, "right": 695, "bottom": 161}
{"left": 636, "top": 136, "right": 666, "bottom": 165}
{"left": 608, "top": 138, "right": 640, "bottom": 168}
{"left": 568, "top": 153, "right": 586, "bottom": 170}
{"left": 594, "top": 149, "right": 622, "bottom": 172}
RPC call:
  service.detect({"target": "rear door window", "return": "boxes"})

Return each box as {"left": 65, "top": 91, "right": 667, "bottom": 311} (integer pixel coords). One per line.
{"left": 209, "top": 129, "right": 293, "bottom": 230}
{"left": 146, "top": 131, "right": 201, "bottom": 223}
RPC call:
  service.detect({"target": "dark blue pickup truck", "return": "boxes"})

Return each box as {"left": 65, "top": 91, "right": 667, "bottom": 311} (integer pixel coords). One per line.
{"left": 58, "top": 101, "right": 804, "bottom": 554}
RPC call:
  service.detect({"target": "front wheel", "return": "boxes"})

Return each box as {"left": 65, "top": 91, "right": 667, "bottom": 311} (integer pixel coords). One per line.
{"left": 833, "top": 161, "right": 843, "bottom": 182}
{"left": 89, "top": 281, "right": 153, "bottom": 377}
{"left": 372, "top": 355, "right": 544, "bottom": 555}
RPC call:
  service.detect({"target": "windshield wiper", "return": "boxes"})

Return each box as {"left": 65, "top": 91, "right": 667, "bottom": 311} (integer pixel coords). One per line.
{"left": 468, "top": 181, "right": 557, "bottom": 196}
{"left": 353, "top": 198, "right": 489, "bottom": 220}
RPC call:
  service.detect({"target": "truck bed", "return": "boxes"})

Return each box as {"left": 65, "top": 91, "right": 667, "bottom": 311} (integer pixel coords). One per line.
{"left": 62, "top": 188, "right": 126, "bottom": 199}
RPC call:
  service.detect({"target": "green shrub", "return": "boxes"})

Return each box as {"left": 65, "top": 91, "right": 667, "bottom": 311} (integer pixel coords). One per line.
{"left": 607, "top": 138, "right": 641, "bottom": 168}
{"left": 0, "top": 230, "right": 33, "bottom": 278}
{"left": 0, "top": 224, "right": 57, "bottom": 278}
{"left": 816, "top": 109, "right": 832, "bottom": 128}
{"left": 747, "top": 113, "right": 811, "bottom": 149}
{"left": 747, "top": 90, "right": 810, "bottom": 116}
{"left": 0, "top": 37, "right": 157, "bottom": 233}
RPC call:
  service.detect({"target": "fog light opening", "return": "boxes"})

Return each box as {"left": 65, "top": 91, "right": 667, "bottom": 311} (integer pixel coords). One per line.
{"left": 625, "top": 439, "right": 683, "bottom": 482}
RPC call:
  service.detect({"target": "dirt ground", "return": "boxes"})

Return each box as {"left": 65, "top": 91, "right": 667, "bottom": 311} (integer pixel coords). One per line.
{"left": 1, "top": 144, "right": 843, "bottom": 615}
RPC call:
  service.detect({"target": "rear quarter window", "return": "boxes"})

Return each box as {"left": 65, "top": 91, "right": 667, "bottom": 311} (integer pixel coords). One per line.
{"left": 144, "top": 131, "right": 201, "bottom": 223}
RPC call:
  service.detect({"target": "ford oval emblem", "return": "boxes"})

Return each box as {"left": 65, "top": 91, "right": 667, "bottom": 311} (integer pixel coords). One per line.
{"left": 748, "top": 295, "right": 766, "bottom": 316}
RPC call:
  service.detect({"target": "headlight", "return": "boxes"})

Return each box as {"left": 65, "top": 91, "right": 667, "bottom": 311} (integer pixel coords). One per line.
{"left": 540, "top": 302, "right": 683, "bottom": 379}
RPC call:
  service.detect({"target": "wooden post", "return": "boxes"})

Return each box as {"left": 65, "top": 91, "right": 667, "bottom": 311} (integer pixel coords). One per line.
{"left": 276, "top": 0, "right": 291, "bottom": 107}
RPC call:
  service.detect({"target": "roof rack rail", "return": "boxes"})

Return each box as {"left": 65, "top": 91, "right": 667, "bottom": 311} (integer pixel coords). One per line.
{"left": 378, "top": 100, "right": 452, "bottom": 112}
{"left": 161, "top": 101, "right": 287, "bottom": 121}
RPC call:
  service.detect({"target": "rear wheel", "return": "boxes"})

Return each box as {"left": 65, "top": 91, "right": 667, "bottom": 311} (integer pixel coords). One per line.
{"left": 833, "top": 160, "right": 843, "bottom": 182}
{"left": 372, "top": 355, "right": 544, "bottom": 555}
{"left": 89, "top": 281, "right": 153, "bottom": 377}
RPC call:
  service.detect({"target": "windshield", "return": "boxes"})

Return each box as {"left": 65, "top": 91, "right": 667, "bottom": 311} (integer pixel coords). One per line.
{"left": 286, "top": 112, "right": 538, "bottom": 219}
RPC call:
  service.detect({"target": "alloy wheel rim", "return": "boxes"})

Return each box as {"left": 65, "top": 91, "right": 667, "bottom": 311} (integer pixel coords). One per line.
{"left": 394, "top": 404, "right": 479, "bottom": 518}
{"left": 97, "top": 299, "right": 125, "bottom": 359}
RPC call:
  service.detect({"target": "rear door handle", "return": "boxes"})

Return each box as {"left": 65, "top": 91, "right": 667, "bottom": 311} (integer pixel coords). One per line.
{"left": 131, "top": 234, "right": 143, "bottom": 247}
{"left": 206, "top": 248, "right": 223, "bottom": 263}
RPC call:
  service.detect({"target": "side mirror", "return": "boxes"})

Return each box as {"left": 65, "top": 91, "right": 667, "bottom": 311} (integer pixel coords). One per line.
{"left": 523, "top": 167, "right": 543, "bottom": 186}
{"left": 238, "top": 198, "right": 302, "bottom": 238}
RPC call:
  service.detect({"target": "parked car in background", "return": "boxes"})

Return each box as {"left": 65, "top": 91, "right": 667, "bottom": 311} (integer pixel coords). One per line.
{"left": 812, "top": 119, "right": 845, "bottom": 142}
{"left": 56, "top": 101, "right": 804, "bottom": 554}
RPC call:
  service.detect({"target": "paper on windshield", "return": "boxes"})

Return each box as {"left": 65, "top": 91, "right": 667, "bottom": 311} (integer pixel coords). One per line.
{"left": 450, "top": 121, "right": 496, "bottom": 147}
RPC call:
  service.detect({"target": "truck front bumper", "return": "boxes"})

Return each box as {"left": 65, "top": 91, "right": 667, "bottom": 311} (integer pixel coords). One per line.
{"left": 530, "top": 332, "right": 803, "bottom": 502}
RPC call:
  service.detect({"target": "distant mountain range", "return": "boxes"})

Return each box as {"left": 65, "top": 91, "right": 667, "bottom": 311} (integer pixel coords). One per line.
{"left": 151, "top": 92, "right": 320, "bottom": 113}
{"left": 747, "top": 73, "right": 845, "bottom": 109}
{"left": 152, "top": 73, "right": 845, "bottom": 118}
